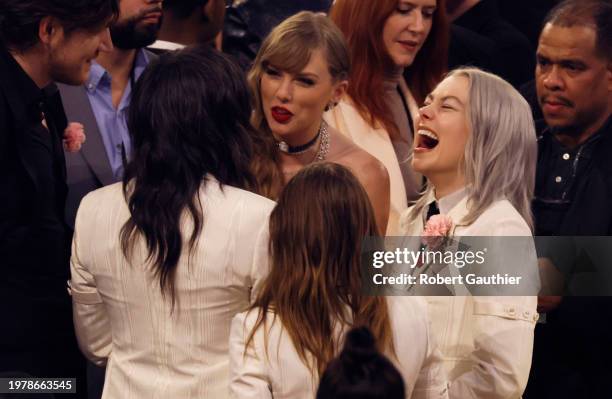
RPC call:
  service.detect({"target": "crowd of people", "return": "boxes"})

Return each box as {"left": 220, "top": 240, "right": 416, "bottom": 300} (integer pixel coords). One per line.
{"left": 0, "top": 0, "right": 610, "bottom": 398}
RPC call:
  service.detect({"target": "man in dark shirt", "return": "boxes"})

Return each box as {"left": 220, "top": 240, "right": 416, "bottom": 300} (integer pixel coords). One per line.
{"left": 0, "top": 0, "right": 118, "bottom": 394}
{"left": 525, "top": 1, "right": 612, "bottom": 398}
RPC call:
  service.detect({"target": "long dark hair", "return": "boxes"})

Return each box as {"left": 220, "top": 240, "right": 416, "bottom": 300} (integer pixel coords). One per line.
{"left": 121, "top": 46, "right": 257, "bottom": 307}
{"left": 246, "top": 163, "right": 394, "bottom": 378}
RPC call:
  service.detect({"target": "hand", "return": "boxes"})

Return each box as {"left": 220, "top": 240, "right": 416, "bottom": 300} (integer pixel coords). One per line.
{"left": 63, "top": 122, "right": 86, "bottom": 152}
{"left": 537, "top": 295, "right": 562, "bottom": 313}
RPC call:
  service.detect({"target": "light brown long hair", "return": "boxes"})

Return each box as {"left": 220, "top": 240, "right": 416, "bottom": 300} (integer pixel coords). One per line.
{"left": 246, "top": 163, "right": 394, "bottom": 378}
{"left": 247, "top": 11, "right": 351, "bottom": 199}
{"left": 330, "top": 0, "right": 449, "bottom": 139}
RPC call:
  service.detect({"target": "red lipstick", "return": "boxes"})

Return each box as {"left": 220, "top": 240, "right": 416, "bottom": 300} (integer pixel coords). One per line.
{"left": 271, "top": 106, "right": 293, "bottom": 123}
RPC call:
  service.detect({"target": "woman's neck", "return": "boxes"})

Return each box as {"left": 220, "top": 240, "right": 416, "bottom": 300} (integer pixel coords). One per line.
{"left": 430, "top": 173, "right": 466, "bottom": 200}
{"left": 384, "top": 66, "right": 404, "bottom": 86}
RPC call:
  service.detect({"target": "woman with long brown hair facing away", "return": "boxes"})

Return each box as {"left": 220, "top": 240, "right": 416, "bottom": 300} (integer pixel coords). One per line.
{"left": 328, "top": 0, "right": 449, "bottom": 234}
{"left": 229, "top": 163, "right": 448, "bottom": 399}
{"left": 248, "top": 11, "right": 391, "bottom": 233}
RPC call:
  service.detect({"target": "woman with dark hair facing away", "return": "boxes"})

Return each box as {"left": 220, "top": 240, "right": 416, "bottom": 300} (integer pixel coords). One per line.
{"left": 229, "top": 163, "right": 448, "bottom": 399}
{"left": 316, "top": 326, "right": 406, "bottom": 399}
{"left": 248, "top": 11, "right": 391, "bottom": 233}
{"left": 69, "top": 46, "right": 275, "bottom": 399}
{"left": 328, "top": 0, "right": 449, "bottom": 234}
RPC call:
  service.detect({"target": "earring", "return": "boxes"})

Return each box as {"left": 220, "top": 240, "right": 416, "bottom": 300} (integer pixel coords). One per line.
{"left": 324, "top": 102, "right": 338, "bottom": 112}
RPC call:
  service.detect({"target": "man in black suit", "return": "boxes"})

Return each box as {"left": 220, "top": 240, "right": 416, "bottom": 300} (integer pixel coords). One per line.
{"left": 0, "top": 0, "right": 117, "bottom": 396}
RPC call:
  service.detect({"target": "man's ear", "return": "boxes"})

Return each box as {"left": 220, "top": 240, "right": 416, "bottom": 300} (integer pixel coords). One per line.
{"left": 38, "top": 16, "right": 62, "bottom": 46}
{"left": 203, "top": 0, "right": 225, "bottom": 27}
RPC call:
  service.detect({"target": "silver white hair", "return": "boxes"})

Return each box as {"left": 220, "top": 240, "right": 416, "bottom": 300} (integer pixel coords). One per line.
{"left": 406, "top": 67, "right": 537, "bottom": 231}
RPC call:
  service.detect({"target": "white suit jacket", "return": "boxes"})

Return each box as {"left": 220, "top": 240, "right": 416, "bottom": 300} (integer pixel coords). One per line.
{"left": 400, "top": 194, "right": 539, "bottom": 399}
{"left": 70, "top": 180, "right": 275, "bottom": 399}
{"left": 324, "top": 80, "right": 420, "bottom": 235}
{"left": 229, "top": 296, "right": 449, "bottom": 399}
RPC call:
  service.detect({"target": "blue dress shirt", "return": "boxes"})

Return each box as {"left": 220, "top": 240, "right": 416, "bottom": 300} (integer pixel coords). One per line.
{"left": 85, "top": 49, "right": 150, "bottom": 181}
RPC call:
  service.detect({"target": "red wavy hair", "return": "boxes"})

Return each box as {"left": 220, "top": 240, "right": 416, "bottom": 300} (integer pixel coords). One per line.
{"left": 330, "top": 0, "right": 449, "bottom": 139}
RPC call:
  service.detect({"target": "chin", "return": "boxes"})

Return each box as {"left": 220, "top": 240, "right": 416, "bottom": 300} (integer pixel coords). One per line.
{"left": 543, "top": 116, "right": 571, "bottom": 129}
{"left": 411, "top": 160, "right": 427, "bottom": 175}
{"left": 394, "top": 54, "right": 415, "bottom": 68}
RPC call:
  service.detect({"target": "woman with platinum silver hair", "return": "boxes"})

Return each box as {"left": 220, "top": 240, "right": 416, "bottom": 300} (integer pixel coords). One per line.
{"left": 248, "top": 11, "right": 391, "bottom": 233}
{"left": 400, "top": 67, "right": 540, "bottom": 398}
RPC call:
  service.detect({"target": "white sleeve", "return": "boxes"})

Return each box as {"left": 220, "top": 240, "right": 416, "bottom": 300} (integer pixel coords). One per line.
{"left": 448, "top": 296, "right": 537, "bottom": 398}
{"left": 229, "top": 312, "right": 273, "bottom": 399}
{"left": 69, "top": 202, "right": 112, "bottom": 367}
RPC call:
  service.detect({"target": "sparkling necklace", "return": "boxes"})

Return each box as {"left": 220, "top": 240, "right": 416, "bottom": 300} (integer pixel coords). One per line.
{"left": 277, "top": 120, "right": 330, "bottom": 161}
{"left": 277, "top": 128, "right": 320, "bottom": 154}
{"left": 313, "top": 120, "right": 329, "bottom": 162}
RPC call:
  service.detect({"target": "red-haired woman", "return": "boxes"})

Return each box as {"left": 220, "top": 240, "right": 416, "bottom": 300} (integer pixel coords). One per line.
{"left": 327, "top": 0, "right": 449, "bottom": 234}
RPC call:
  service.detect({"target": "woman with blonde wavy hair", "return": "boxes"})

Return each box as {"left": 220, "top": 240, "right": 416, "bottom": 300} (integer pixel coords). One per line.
{"left": 400, "top": 67, "right": 540, "bottom": 398}
{"left": 230, "top": 163, "right": 448, "bottom": 399}
{"left": 247, "top": 11, "right": 390, "bottom": 233}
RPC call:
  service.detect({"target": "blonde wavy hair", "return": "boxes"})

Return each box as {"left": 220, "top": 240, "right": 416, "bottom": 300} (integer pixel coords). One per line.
{"left": 247, "top": 11, "right": 350, "bottom": 199}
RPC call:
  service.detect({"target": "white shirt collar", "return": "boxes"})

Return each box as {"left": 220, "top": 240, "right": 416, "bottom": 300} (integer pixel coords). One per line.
{"left": 436, "top": 187, "right": 468, "bottom": 215}
{"left": 148, "top": 40, "right": 186, "bottom": 52}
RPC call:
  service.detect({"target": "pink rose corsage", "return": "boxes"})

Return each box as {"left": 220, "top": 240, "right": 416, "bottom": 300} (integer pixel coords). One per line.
{"left": 421, "top": 214, "right": 453, "bottom": 250}
{"left": 63, "top": 122, "right": 86, "bottom": 153}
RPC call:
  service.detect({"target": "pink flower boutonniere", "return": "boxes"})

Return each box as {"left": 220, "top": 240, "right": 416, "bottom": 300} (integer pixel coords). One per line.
{"left": 421, "top": 214, "right": 453, "bottom": 250}
{"left": 63, "top": 122, "right": 86, "bottom": 153}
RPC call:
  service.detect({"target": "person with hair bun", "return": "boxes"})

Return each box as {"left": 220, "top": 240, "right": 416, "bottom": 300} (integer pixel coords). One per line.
{"left": 69, "top": 46, "right": 274, "bottom": 399}
{"left": 316, "top": 326, "right": 405, "bottom": 399}
{"left": 230, "top": 162, "right": 448, "bottom": 399}
{"left": 401, "top": 67, "right": 540, "bottom": 398}
{"left": 328, "top": 0, "right": 449, "bottom": 234}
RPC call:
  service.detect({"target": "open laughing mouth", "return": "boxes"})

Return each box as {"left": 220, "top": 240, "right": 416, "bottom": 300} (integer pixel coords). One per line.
{"left": 415, "top": 129, "right": 439, "bottom": 151}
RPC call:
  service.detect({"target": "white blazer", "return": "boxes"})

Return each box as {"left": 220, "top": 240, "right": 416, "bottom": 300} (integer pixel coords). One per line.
{"left": 70, "top": 180, "right": 275, "bottom": 399}
{"left": 324, "top": 79, "right": 420, "bottom": 235}
{"left": 229, "top": 296, "right": 449, "bottom": 399}
{"left": 400, "top": 194, "right": 539, "bottom": 399}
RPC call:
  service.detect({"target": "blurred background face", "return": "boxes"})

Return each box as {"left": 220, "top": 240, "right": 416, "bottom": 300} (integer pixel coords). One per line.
{"left": 536, "top": 23, "right": 612, "bottom": 134}
{"left": 412, "top": 74, "right": 470, "bottom": 181}
{"left": 382, "top": 0, "right": 437, "bottom": 68}
{"left": 49, "top": 25, "right": 113, "bottom": 85}
{"left": 260, "top": 48, "right": 344, "bottom": 144}
{"left": 111, "top": 0, "right": 163, "bottom": 49}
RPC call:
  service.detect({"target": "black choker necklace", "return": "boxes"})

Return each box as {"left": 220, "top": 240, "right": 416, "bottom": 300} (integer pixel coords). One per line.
{"left": 277, "top": 129, "right": 321, "bottom": 154}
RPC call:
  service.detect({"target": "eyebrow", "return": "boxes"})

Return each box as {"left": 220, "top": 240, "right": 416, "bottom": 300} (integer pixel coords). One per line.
{"left": 536, "top": 54, "right": 587, "bottom": 66}
{"left": 425, "top": 94, "right": 465, "bottom": 105}
{"left": 296, "top": 72, "right": 319, "bottom": 80}
{"left": 399, "top": 0, "right": 437, "bottom": 9}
